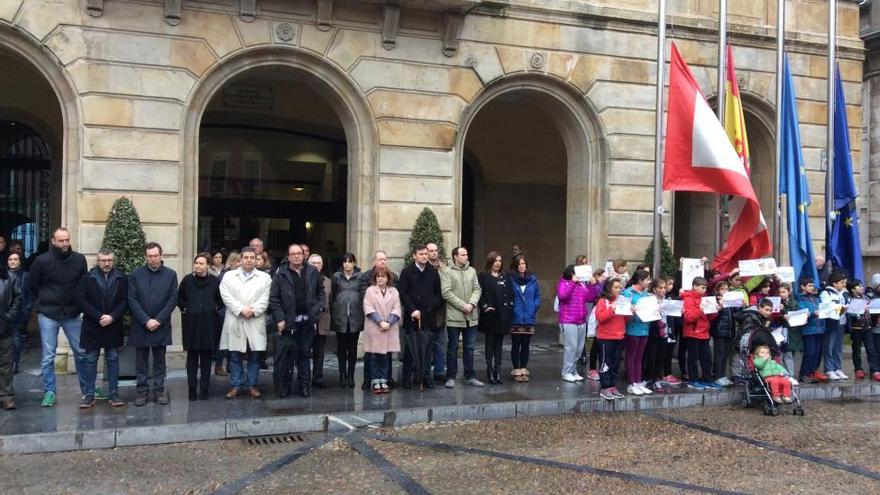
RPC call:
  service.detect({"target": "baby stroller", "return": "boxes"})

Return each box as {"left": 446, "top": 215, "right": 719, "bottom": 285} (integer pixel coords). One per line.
{"left": 738, "top": 331, "right": 805, "bottom": 416}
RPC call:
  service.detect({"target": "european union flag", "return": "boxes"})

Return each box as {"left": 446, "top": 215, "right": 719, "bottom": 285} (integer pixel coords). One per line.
{"left": 779, "top": 56, "right": 820, "bottom": 288}
{"left": 827, "top": 65, "right": 864, "bottom": 282}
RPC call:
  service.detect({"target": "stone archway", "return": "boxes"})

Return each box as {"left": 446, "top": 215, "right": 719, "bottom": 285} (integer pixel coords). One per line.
{"left": 455, "top": 75, "right": 607, "bottom": 322}
{"left": 182, "top": 46, "right": 378, "bottom": 265}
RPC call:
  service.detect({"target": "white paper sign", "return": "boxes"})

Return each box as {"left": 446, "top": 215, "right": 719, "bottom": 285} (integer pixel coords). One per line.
{"left": 604, "top": 261, "right": 615, "bottom": 278}
{"left": 722, "top": 291, "right": 745, "bottom": 308}
{"left": 660, "top": 299, "right": 683, "bottom": 317}
{"left": 766, "top": 296, "right": 782, "bottom": 312}
{"left": 681, "top": 258, "right": 704, "bottom": 290}
{"left": 847, "top": 298, "right": 867, "bottom": 315}
{"left": 818, "top": 301, "right": 841, "bottom": 320}
{"left": 785, "top": 309, "right": 809, "bottom": 327}
{"left": 738, "top": 258, "right": 778, "bottom": 277}
{"left": 574, "top": 264, "right": 593, "bottom": 282}
{"left": 870, "top": 299, "right": 880, "bottom": 314}
{"left": 775, "top": 266, "right": 795, "bottom": 283}
{"left": 614, "top": 296, "right": 632, "bottom": 315}
{"left": 771, "top": 326, "right": 788, "bottom": 345}
{"left": 634, "top": 297, "right": 661, "bottom": 322}
{"left": 700, "top": 296, "right": 719, "bottom": 314}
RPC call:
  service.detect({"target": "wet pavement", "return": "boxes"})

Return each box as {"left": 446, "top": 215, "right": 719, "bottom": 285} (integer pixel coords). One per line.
{"left": 2, "top": 399, "right": 878, "bottom": 494}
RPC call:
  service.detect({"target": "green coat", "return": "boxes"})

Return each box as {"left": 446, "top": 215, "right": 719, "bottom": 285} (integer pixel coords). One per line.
{"left": 440, "top": 263, "right": 481, "bottom": 328}
{"left": 754, "top": 356, "right": 788, "bottom": 378}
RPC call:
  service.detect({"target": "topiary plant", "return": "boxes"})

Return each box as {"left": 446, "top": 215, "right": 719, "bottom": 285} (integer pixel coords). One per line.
{"left": 403, "top": 207, "right": 447, "bottom": 266}
{"left": 644, "top": 235, "right": 677, "bottom": 278}
{"left": 101, "top": 197, "right": 146, "bottom": 276}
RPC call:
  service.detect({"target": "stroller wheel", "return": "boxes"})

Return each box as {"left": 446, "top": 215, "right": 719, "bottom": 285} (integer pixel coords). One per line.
{"left": 769, "top": 405, "right": 779, "bottom": 416}
{"left": 762, "top": 403, "right": 773, "bottom": 416}
{"left": 794, "top": 406, "right": 805, "bottom": 416}
{"left": 741, "top": 398, "right": 749, "bottom": 408}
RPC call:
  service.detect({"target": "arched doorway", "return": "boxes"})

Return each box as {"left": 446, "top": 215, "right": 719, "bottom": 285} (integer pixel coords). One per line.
{"left": 183, "top": 48, "right": 378, "bottom": 271}
{"left": 673, "top": 100, "right": 776, "bottom": 260}
{"left": 458, "top": 77, "right": 605, "bottom": 323}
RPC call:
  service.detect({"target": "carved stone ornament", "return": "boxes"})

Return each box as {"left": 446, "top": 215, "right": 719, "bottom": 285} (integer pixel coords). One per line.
{"left": 442, "top": 11, "right": 465, "bottom": 57}
{"left": 276, "top": 22, "right": 296, "bottom": 42}
{"left": 85, "top": 0, "right": 103, "bottom": 17}
{"left": 382, "top": 3, "right": 401, "bottom": 50}
{"left": 240, "top": 0, "right": 256, "bottom": 22}
{"left": 165, "top": 0, "right": 182, "bottom": 26}
{"left": 317, "top": 0, "right": 334, "bottom": 32}
{"left": 530, "top": 52, "right": 545, "bottom": 70}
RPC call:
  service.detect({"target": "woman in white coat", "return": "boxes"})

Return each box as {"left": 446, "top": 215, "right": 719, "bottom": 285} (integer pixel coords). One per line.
{"left": 218, "top": 248, "right": 272, "bottom": 398}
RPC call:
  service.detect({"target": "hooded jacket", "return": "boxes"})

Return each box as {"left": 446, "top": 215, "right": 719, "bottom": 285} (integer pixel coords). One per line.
{"left": 594, "top": 295, "right": 628, "bottom": 340}
{"left": 556, "top": 279, "right": 600, "bottom": 325}
{"left": 682, "top": 289, "right": 717, "bottom": 340}
{"left": 510, "top": 272, "right": 541, "bottom": 326}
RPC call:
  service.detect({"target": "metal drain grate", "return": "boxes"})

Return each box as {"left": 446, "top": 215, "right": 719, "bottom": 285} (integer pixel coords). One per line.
{"left": 246, "top": 434, "right": 307, "bottom": 446}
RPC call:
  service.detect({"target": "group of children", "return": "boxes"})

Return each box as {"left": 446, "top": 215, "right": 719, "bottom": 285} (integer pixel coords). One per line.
{"left": 566, "top": 258, "right": 880, "bottom": 403}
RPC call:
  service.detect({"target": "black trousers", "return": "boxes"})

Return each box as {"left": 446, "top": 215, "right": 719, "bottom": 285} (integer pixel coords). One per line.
{"left": 643, "top": 336, "right": 667, "bottom": 382}
{"left": 312, "top": 334, "right": 326, "bottom": 380}
{"left": 711, "top": 336, "right": 733, "bottom": 380}
{"left": 684, "top": 338, "right": 712, "bottom": 382}
{"left": 136, "top": 346, "right": 167, "bottom": 394}
{"left": 854, "top": 330, "right": 880, "bottom": 373}
{"left": 0, "top": 334, "right": 13, "bottom": 399}
{"left": 597, "top": 338, "right": 624, "bottom": 389}
{"left": 510, "top": 334, "right": 532, "bottom": 368}
{"left": 336, "top": 332, "right": 359, "bottom": 380}
{"left": 186, "top": 350, "right": 212, "bottom": 392}
{"left": 274, "top": 321, "right": 315, "bottom": 391}
{"left": 484, "top": 333, "right": 504, "bottom": 369}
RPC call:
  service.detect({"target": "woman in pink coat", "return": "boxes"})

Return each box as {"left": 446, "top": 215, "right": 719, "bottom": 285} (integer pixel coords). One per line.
{"left": 363, "top": 266, "right": 401, "bottom": 394}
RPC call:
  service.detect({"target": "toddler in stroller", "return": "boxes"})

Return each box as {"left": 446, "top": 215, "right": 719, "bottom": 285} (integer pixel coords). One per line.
{"left": 740, "top": 340, "right": 805, "bottom": 416}
{"left": 753, "top": 345, "right": 792, "bottom": 403}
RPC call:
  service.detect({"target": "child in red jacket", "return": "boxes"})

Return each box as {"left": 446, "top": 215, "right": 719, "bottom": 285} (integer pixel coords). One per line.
{"left": 594, "top": 278, "right": 630, "bottom": 400}
{"left": 682, "top": 277, "right": 720, "bottom": 391}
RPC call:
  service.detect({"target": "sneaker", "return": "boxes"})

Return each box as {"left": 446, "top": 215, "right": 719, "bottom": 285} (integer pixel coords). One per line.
{"left": 715, "top": 377, "right": 733, "bottom": 387}
{"left": 703, "top": 381, "right": 722, "bottom": 390}
{"left": 772, "top": 396, "right": 783, "bottom": 404}
{"left": 649, "top": 381, "right": 664, "bottom": 391}
{"left": 465, "top": 378, "right": 485, "bottom": 387}
{"left": 562, "top": 373, "right": 579, "bottom": 383}
{"left": 661, "top": 375, "right": 682, "bottom": 386}
{"left": 600, "top": 388, "right": 616, "bottom": 400}
{"left": 687, "top": 381, "right": 706, "bottom": 390}
{"left": 638, "top": 383, "right": 653, "bottom": 394}
{"left": 79, "top": 396, "right": 95, "bottom": 409}
{"left": 610, "top": 387, "right": 625, "bottom": 399}
{"left": 836, "top": 370, "right": 848, "bottom": 379}
{"left": 41, "top": 391, "right": 57, "bottom": 408}
{"left": 586, "top": 370, "right": 600, "bottom": 381}
{"left": 782, "top": 396, "right": 793, "bottom": 404}
{"left": 788, "top": 377, "right": 799, "bottom": 386}
{"left": 626, "top": 384, "right": 644, "bottom": 396}
{"left": 801, "top": 374, "right": 818, "bottom": 384}
{"left": 94, "top": 387, "right": 108, "bottom": 401}
{"left": 444, "top": 379, "right": 455, "bottom": 388}
{"left": 855, "top": 370, "right": 866, "bottom": 380}
{"left": 573, "top": 373, "right": 585, "bottom": 381}
{"left": 813, "top": 371, "right": 829, "bottom": 382}
{"left": 873, "top": 372, "right": 880, "bottom": 382}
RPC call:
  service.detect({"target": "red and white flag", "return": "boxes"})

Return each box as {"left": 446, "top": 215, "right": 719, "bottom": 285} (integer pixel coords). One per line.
{"left": 662, "top": 43, "right": 770, "bottom": 273}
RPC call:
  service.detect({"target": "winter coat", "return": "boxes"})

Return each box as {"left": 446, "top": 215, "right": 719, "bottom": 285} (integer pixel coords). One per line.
{"left": 7, "top": 268, "right": 32, "bottom": 326}
{"left": 556, "top": 279, "right": 596, "bottom": 325}
{"left": 398, "top": 262, "right": 442, "bottom": 332}
{"left": 0, "top": 270, "right": 21, "bottom": 337}
{"left": 362, "top": 285, "right": 401, "bottom": 354}
{"left": 682, "top": 290, "right": 717, "bottom": 340}
{"left": 330, "top": 271, "right": 365, "bottom": 334}
{"left": 316, "top": 276, "right": 332, "bottom": 336}
{"left": 595, "top": 296, "right": 627, "bottom": 340}
{"left": 621, "top": 287, "right": 651, "bottom": 337}
{"left": 711, "top": 306, "right": 739, "bottom": 339}
{"left": 795, "top": 294, "right": 823, "bottom": 336}
{"left": 177, "top": 273, "right": 223, "bottom": 352}
{"left": 820, "top": 286, "right": 850, "bottom": 332}
{"left": 477, "top": 272, "right": 513, "bottom": 336}
{"left": 127, "top": 264, "right": 178, "bottom": 348}
{"left": 754, "top": 356, "right": 788, "bottom": 378}
{"left": 28, "top": 246, "right": 87, "bottom": 320}
{"left": 441, "top": 263, "right": 481, "bottom": 328}
{"left": 270, "top": 262, "right": 324, "bottom": 330}
{"left": 219, "top": 268, "right": 272, "bottom": 352}
{"left": 510, "top": 273, "right": 541, "bottom": 327}
{"left": 77, "top": 267, "right": 127, "bottom": 350}
{"left": 779, "top": 297, "right": 803, "bottom": 353}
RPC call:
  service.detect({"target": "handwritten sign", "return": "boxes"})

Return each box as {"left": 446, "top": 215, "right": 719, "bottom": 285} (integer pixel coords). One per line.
{"left": 700, "top": 296, "right": 719, "bottom": 314}
{"left": 660, "top": 299, "right": 683, "bottom": 317}
{"left": 615, "top": 296, "right": 632, "bottom": 316}
{"left": 574, "top": 265, "right": 593, "bottom": 282}
{"left": 681, "top": 258, "right": 704, "bottom": 290}
{"left": 785, "top": 309, "right": 809, "bottom": 327}
{"left": 847, "top": 298, "right": 867, "bottom": 315}
{"left": 634, "top": 297, "right": 661, "bottom": 322}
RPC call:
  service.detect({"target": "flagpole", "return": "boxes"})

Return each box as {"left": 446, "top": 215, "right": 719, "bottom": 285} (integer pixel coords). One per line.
{"left": 773, "top": 0, "right": 785, "bottom": 261}
{"left": 825, "top": 0, "right": 836, "bottom": 274}
{"left": 652, "top": 0, "right": 667, "bottom": 277}
{"left": 714, "top": 0, "right": 727, "bottom": 258}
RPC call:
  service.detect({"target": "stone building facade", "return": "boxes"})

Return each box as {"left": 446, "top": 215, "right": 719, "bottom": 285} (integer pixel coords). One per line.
{"left": 0, "top": 0, "right": 871, "bottom": 333}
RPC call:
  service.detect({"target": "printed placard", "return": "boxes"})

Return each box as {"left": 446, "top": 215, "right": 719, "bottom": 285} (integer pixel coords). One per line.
{"left": 574, "top": 264, "right": 593, "bottom": 282}
{"left": 817, "top": 301, "right": 841, "bottom": 320}
{"left": 775, "top": 266, "right": 795, "bottom": 283}
{"left": 634, "top": 297, "right": 661, "bottom": 322}
{"left": 785, "top": 309, "right": 809, "bottom": 327}
{"left": 766, "top": 296, "right": 782, "bottom": 312}
{"left": 847, "top": 298, "right": 867, "bottom": 315}
{"left": 660, "top": 299, "right": 683, "bottom": 317}
{"left": 722, "top": 291, "right": 745, "bottom": 308}
{"left": 738, "top": 258, "right": 778, "bottom": 277}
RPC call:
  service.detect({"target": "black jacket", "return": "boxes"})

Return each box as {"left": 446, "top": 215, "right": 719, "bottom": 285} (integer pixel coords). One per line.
{"left": 28, "top": 246, "right": 87, "bottom": 320}
{"left": 177, "top": 273, "right": 223, "bottom": 351}
{"left": 77, "top": 267, "right": 128, "bottom": 350}
{"left": 0, "top": 270, "right": 22, "bottom": 336}
{"left": 127, "top": 264, "right": 178, "bottom": 347}
{"left": 711, "top": 306, "right": 740, "bottom": 339}
{"left": 477, "top": 272, "right": 513, "bottom": 336}
{"left": 737, "top": 309, "right": 779, "bottom": 356}
{"left": 270, "top": 262, "right": 324, "bottom": 328}
{"left": 397, "top": 262, "right": 442, "bottom": 331}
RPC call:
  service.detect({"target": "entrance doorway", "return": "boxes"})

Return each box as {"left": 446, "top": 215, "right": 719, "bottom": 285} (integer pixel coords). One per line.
{"left": 197, "top": 66, "right": 348, "bottom": 269}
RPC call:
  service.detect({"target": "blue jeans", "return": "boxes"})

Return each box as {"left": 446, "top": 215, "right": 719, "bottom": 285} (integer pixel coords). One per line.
{"left": 801, "top": 333, "right": 824, "bottom": 377}
{"left": 433, "top": 327, "right": 447, "bottom": 376}
{"left": 369, "top": 352, "right": 388, "bottom": 382}
{"left": 446, "top": 326, "right": 477, "bottom": 380}
{"left": 38, "top": 314, "right": 87, "bottom": 394}
{"left": 229, "top": 351, "right": 260, "bottom": 390}
{"left": 82, "top": 348, "right": 119, "bottom": 398}
{"left": 823, "top": 325, "right": 844, "bottom": 373}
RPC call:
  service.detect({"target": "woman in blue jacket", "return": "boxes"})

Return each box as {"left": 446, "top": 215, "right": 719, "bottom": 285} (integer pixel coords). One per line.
{"left": 508, "top": 255, "right": 540, "bottom": 382}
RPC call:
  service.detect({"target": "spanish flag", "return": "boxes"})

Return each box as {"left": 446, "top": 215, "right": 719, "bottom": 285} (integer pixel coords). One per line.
{"left": 724, "top": 44, "right": 750, "bottom": 176}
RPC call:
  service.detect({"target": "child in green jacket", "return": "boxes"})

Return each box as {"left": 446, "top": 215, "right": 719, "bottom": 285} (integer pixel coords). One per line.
{"left": 753, "top": 345, "right": 792, "bottom": 404}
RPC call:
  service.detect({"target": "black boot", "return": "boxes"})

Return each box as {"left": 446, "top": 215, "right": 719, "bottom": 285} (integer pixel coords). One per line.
{"left": 347, "top": 367, "right": 356, "bottom": 389}
{"left": 494, "top": 364, "right": 503, "bottom": 385}
{"left": 188, "top": 387, "right": 197, "bottom": 401}
{"left": 486, "top": 368, "right": 495, "bottom": 384}
{"left": 339, "top": 358, "right": 348, "bottom": 388}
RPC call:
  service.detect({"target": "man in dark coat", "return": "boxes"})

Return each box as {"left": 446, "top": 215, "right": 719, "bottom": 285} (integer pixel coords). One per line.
{"left": 29, "top": 227, "right": 88, "bottom": 408}
{"left": 397, "top": 244, "right": 441, "bottom": 389}
{"left": 77, "top": 249, "right": 127, "bottom": 408}
{"left": 128, "top": 242, "right": 178, "bottom": 406}
{"left": 177, "top": 253, "right": 222, "bottom": 401}
{"left": 0, "top": 265, "right": 22, "bottom": 410}
{"left": 270, "top": 243, "right": 324, "bottom": 397}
